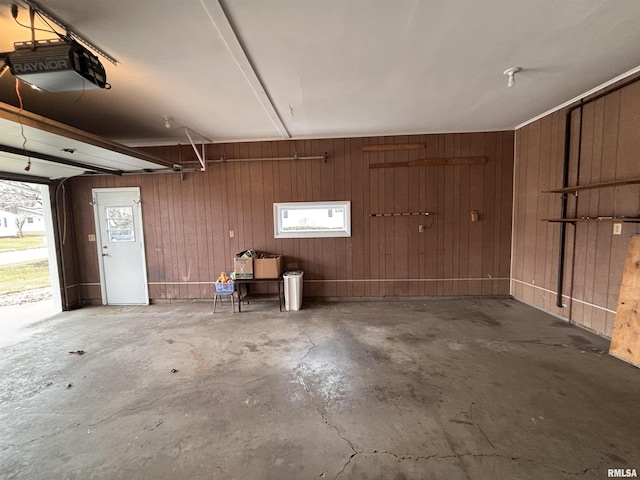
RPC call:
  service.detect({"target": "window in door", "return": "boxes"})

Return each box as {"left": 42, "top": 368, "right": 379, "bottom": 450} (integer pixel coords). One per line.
{"left": 105, "top": 206, "right": 135, "bottom": 242}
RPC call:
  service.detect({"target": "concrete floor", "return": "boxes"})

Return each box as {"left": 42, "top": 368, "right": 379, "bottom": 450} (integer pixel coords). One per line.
{"left": 1, "top": 298, "right": 638, "bottom": 479}
{"left": 0, "top": 299, "right": 58, "bottom": 349}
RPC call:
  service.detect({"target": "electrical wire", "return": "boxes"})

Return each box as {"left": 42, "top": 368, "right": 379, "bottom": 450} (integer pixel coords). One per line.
{"left": 55, "top": 178, "right": 71, "bottom": 310}
{"left": 15, "top": 78, "right": 23, "bottom": 110}
{"left": 12, "top": 4, "right": 64, "bottom": 39}
{"left": 35, "top": 11, "right": 65, "bottom": 38}
{"left": 14, "top": 78, "right": 32, "bottom": 172}
{"left": 13, "top": 16, "right": 57, "bottom": 35}
{"left": 423, "top": 214, "right": 436, "bottom": 229}
{"left": 75, "top": 80, "right": 87, "bottom": 103}
{"left": 19, "top": 6, "right": 102, "bottom": 58}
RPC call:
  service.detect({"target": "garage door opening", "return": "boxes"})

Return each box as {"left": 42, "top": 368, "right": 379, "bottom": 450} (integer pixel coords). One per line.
{"left": 0, "top": 180, "right": 61, "bottom": 345}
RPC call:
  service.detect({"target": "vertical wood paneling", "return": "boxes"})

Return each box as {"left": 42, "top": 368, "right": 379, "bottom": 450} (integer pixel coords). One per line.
{"left": 239, "top": 144, "right": 253, "bottom": 253}
{"left": 406, "top": 135, "right": 421, "bottom": 296}
{"left": 500, "top": 133, "right": 514, "bottom": 280}
{"left": 512, "top": 128, "right": 526, "bottom": 288}
{"left": 584, "top": 103, "right": 604, "bottom": 328}
{"left": 140, "top": 175, "right": 160, "bottom": 298}
{"left": 261, "top": 144, "right": 276, "bottom": 255}
{"left": 480, "top": 133, "right": 494, "bottom": 295}
{"left": 177, "top": 176, "right": 191, "bottom": 298}
{"left": 183, "top": 174, "right": 198, "bottom": 298}
{"left": 512, "top": 74, "right": 640, "bottom": 337}
{"left": 442, "top": 135, "right": 455, "bottom": 295}
{"left": 155, "top": 174, "right": 168, "bottom": 297}
{"left": 393, "top": 136, "right": 409, "bottom": 296}
{"left": 351, "top": 137, "right": 365, "bottom": 297}
{"left": 424, "top": 135, "right": 439, "bottom": 296}
{"left": 533, "top": 118, "right": 550, "bottom": 308}
{"left": 368, "top": 140, "right": 381, "bottom": 296}
{"left": 468, "top": 133, "right": 484, "bottom": 294}
{"left": 201, "top": 169, "right": 215, "bottom": 297}
{"left": 544, "top": 113, "right": 562, "bottom": 310}
{"left": 68, "top": 130, "right": 514, "bottom": 304}
{"left": 572, "top": 106, "right": 593, "bottom": 312}
{"left": 381, "top": 138, "right": 393, "bottom": 296}
{"left": 457, "top": 136, "right": 469, "bottom": 295}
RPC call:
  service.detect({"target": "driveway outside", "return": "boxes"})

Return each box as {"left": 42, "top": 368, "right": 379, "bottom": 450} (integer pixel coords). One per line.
{"left": 0, "top": 247, "right": 48, "bottom": 266}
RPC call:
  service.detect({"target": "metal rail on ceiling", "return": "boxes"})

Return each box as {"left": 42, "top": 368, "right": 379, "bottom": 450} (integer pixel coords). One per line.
{"left": 20, "top": 0, "right": 118, "bottom": 65}
{"left": 181, "top": 152, "right": 329, "bottom": 164}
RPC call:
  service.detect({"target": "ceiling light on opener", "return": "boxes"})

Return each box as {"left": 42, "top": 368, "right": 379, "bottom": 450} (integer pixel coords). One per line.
{"left": 163, "top": 115, "right": 172, "bottom": 129}
{"left": 504, "top": 67, "right": 521, "bottom": 88}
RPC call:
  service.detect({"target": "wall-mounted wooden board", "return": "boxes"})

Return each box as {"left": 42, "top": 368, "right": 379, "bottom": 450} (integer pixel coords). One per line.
{"left": 362, "top": 143, "right": 424, "bottom": 152}
{"left": 543, "top": 176, "right": 640, "bottom": 193}
{"left": 542, "top": 217, "right": 640, "bottom": 223}
{"left": 369, "top": 157, "right": 487, "bottom": 169}
{"left": 609, "top": 235, "right": 640, "bottom": 367}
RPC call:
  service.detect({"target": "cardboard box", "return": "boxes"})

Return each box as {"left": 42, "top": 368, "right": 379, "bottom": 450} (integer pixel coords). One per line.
{"left": 234, "top": 257, "right": 253, "bottom": 279}
{"left": 254, "top": 255, "right": 283, "bottom": 279}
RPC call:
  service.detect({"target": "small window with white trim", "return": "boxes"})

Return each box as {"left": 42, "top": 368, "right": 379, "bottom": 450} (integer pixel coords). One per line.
{"left": 274, "top": 201, "right": 351, "bottom": 238}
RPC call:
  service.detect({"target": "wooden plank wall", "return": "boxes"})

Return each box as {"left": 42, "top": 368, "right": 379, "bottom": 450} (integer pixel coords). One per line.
{"left": 512, "top": 76, "right": 640, "bottom": 337}
{"left": 67, "top": 131, "right": 514, "bottom": 302}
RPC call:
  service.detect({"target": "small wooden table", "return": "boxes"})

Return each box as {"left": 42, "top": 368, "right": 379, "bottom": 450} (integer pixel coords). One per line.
{"left": 235, "top": 277, "right": 284, "bottom": 312}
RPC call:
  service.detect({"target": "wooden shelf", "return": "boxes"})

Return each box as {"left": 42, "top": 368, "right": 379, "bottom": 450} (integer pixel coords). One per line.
{"left": 369, "top": 156, "right": 486, "bottom": 169}
{"left": 543, "top": 177, "right": 640, "bottom": 193}
{"left": 362, "top": 143, "right": 424, "bottom": 152}
{"left": 543, "top": 178, "right": 640, "bottom": 224}
{"left": 543, "top": 217, "right": 640, "bottom": 223}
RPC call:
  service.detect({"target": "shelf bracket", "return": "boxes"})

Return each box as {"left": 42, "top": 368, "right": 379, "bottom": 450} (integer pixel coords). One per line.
{"left": 184, "top": 127, "right": 209, "bottom": 172}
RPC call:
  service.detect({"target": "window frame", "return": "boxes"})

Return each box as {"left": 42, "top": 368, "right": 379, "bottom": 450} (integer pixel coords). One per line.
{"left": 105, "top": 206, "right": 136, "bottom": 243}
{"left": 273, "top": 201, "right": 351, "bottom": 239}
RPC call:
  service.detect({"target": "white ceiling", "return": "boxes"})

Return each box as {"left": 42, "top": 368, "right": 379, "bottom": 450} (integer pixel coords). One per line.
{"left": 1, "top": 0, "right": 640, "bottom": 148}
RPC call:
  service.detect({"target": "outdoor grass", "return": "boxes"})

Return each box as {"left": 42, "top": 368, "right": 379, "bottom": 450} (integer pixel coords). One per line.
{"left": 0, "top": 236, "right": 46, "bottom": 253}
{"left": 0, "top": 260, "right": 50, "bottom": 295}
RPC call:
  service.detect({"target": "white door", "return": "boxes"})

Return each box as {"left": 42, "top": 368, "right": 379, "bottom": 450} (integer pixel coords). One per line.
{"left": 93, "top": 187, "right": 149, "bottom": 305}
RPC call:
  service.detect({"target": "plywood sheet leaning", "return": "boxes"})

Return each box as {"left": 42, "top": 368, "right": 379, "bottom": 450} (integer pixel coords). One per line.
{"left": 609, "top": 235, "right": 640, "bottom": 367}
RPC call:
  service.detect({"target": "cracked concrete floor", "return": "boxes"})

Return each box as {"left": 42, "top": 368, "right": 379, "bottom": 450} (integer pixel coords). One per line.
{"left": 1, "top": 298, "right": 639, "bottom": 479}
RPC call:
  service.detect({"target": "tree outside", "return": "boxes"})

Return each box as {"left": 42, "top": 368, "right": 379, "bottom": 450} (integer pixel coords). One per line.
{"left": 15, "top": 214, "right": 27, "bottom": 238}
